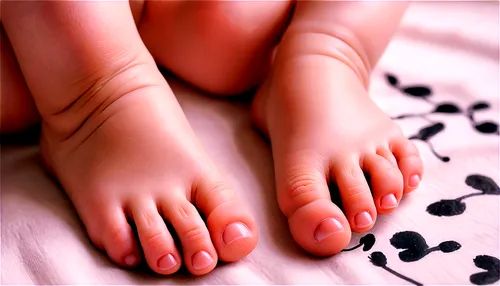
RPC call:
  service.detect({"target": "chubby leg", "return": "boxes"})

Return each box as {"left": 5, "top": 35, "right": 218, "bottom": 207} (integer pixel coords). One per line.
{"left": 252, "top": 1, "right": 424, "bottom": 255}
{"left": 0, "top": 24, "right": 40, "bottom": 134}
{"left": 138, "top": 1, "right": 293, "bottom": 96}
{"left": 2, "top": 1, "right": 256, "bottom": 275}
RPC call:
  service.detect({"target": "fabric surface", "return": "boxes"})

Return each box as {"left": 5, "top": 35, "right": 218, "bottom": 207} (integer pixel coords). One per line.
{"left": 2, "top": 2, "right": 499, "bottom": 285}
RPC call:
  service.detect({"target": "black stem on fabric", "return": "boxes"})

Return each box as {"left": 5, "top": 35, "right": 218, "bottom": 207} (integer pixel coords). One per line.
{"left": 456, "top": 192, "right": 485, "bottom": 201}
{"left": 342, "top": 244, "right": 362, "bottom": 252}
{"left": 381, "top": 265, "right": 424, "bottom": 286}
{"left": 427, "top": 142, "right": 450, "bottom": 162}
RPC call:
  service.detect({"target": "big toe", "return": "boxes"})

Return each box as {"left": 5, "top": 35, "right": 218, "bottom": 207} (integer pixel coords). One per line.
{"left": 277, "top": 159, "right": 351, "bottom": 256}
{"left": 193, "top": 176, "right": 258, "bottom": 262}
{"left": 391, "top": 137, "right": 424, "bottom": 194}
{"left": 288, "top": 199, "right": 351, "bottom": 256}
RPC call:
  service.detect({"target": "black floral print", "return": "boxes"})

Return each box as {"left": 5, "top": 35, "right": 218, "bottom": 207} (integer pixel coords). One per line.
{"left": 337, "top": 72, "right": 500, "bottom": 285}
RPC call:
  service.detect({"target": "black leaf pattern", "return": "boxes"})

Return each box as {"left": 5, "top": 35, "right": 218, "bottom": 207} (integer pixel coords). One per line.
{"left": 433, "top": 103, "right": 462, "bottom": 114}
{"left": 427, "top": 175, "right": 500, "bottom": 217}
{"left": 465, "top": 174, "right": 500, "bottom": 195}
{"left": 386, "top": 73, "right": 399, "bottom": 87}
{"left": 426, "top": 200, "right": 466, "bottom": 216}
{"left": 389, "top": 72, "right": 499, "bottom": 162}
{"left": 470, "top": 255, "right": 500, "bottom": 285}
{"left": 377, "top": 72, "right": 499, "bottom": 285}
{"left": 410, "top": 123, "right": 444, "bottom": 141}
{"left": 361, "top": 234, "right": 376, "bottom": 251}
{"left": 438, "top": 241, "right": 462, "bottom": 253}
{"left": 390, "top": 231, "right": 461, "bottom": 262}
{"left": 468, "top": 101, "right": 490, "bottom": 112}
{"left": 342, "top": 233, "right": 376, "bottom": 252}
{"left": 390, "top": 231, "right": 428, "bottom": 262}
{"left": 474, "top": 122, "right": 499, "bottom": 134}
{"left": 402, "top": 86, "right": 432, "bottom": 98}
{"left": 369, "top": 251, "right": 387, "bottom": 267}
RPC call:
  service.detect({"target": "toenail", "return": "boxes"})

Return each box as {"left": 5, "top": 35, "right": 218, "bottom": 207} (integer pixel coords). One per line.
{"left": 380, "top": 194, "right": 398, "bottom": 209}
{"left": 222, "top": 222, "right": 252, "bottom": 245}
{"left": 409, "top": 174, "right": 420, "bottom": 188}
{"left": 313, "top": 217, "right": 344, "bottom": 242}
{"left": 124, "top": 254, "right": 138, "bottom": 266}
{"left": 158, "top": 254, "right": 177, "bottom": 271}
{"left": 354, "top": 212, "right": 373, "bottom": 228}
{"left": 192, "top": 251, "right": 213, "bottom": 270}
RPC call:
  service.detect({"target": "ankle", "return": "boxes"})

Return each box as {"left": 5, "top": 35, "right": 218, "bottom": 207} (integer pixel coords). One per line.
{"left": 274, "top": 27, "right": 370, "bottom": 88}
{"left": 41, "top": 62, "right": 167, "bottom": 142}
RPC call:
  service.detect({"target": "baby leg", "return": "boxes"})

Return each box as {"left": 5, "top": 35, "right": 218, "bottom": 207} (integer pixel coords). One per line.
{"left": 138, "top": 1, "right": 293, "bottom": 95}
{"left": 0, "top": 24, "right": 40, "bottom": 134}
{"left": 2, "top": 1, "right": 257, "bottom": 275}
{"left": 252, "top": 1, "right": 424, "bottom": 255}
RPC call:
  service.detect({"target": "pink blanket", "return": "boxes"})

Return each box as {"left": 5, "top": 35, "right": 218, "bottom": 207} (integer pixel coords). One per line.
{"left": 2, "top": 2, "right": 499, "bottom": 284}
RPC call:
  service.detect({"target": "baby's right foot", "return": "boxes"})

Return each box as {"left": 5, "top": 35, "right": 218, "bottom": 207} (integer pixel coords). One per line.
{"left": 40, "top": 65, "right": 257, "bottom": 275}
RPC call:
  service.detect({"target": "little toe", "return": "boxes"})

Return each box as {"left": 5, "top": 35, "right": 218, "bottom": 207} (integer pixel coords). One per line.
{"left": 333, "top": 157, "right": 377, "bottom": 233}
{"left": 193, "top": 178, "right": 257, "bottom": 262}
{"left": 390, "top": 138, "right": 424, "bottom": 194}
{"left": 90, "top": 208, "right": 142, "bottom": 268}
{"left": 277, "top": 160, "right": 351, "bottom": 256}
{"left": 131, "top": 200, "right": 181, "bottom": 275}
{"left": 162, "top": 196, "right": 218, "bottom": 276}
{"left": 363, "top": 152, "right": 404, "bottom": 214}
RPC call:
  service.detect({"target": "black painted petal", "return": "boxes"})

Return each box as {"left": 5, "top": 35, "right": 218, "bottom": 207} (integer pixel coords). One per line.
{"left": 402, "top": 86, "right": 432, "bottom": 98}
{"left": 474, "top": 255, "right": 500, "bottom": 271}
{"left": 470, "top": 272, "right": 499, "bottom": 285}
{"left": 360, "top": 234, "right": 376, "bottom": 251}
{"left": 470, "top": 255, "right": 500, "bottom": 285}
{"left": 369, "top": 252, "right": 387, "bottom": 267}
{"left": 386, "top": 73, "right": 399, "bottom": 87}
{"left": 469, "top": 102, "right": 490, "bottom": 112}
{"left": 390, "top": 231, "right": 429, "bottom": 262}
{"left": 474, "top": 122, "right": 499, "bottom": 134}
{"left": 438, "top": 241, "right": 461, "bottom": 253}
{"left": 410, "top": 123, "right": 444, "bottom": 141}
{"left": 390, "top": 231, "right": 428, "bottom": 249}
{"left": 426, "top": 199, "right": 466, "bottom": 217}
{"left": 466, "top": 174, "right": 500, "bottom": 195}
{"left": 434, "top": 103, "right": 462, "bottom": 114}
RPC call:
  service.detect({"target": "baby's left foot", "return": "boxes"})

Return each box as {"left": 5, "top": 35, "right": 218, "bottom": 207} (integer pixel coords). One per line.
{"left": 252, "top": 55, "right": 423, "bottom": 256}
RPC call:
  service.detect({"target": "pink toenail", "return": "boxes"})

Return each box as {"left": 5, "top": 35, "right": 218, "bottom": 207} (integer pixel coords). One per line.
{"left": 380, "top": 194, "right": 398, "bottom": 209}
{"left": 354, "top": 212, "right": 373, "bottom": 228}
{"left": 192, "top": 251, "right": 213, "bottom": 270}
{"left": 409, "top": 174, "right": 420, "bottom": 188}
{"left": 313, "top": 218, "right": 344, "bottom": 242}
{"left": 158, "top": 254, "right": 177, "bottom": 271}
{"left": 222, "top": 222, "right": 252, "bottom": 245}
{"left": 124, "top": 254, "right": 138, "bottom": 266}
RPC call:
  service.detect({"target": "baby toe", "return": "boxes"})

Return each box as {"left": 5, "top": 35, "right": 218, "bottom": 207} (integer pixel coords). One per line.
{"left": 390, "top": 137, "right": 424, "bottom": 194}
{"left": 363, "top": 151, "right": 403, "bottom": 214}
{"left": 333, "top": 157, "right": 377, "bottom": 233}
{"left": 193, "top": 178, "right": 257, "bottom": 262}
{"left": 288, "top": 199, "right": 350, "bottom": 256}
{"left": 278, "top": 159, "right": 351, "bottom": 256}
{"left": 130, "top": 200, "right": 181, "bottom": 275}
{"left": 162, "top": 196, "right": 218, "bottom": 276}
{"left": 89, "top": 208, "right": 142, "bottom": 268}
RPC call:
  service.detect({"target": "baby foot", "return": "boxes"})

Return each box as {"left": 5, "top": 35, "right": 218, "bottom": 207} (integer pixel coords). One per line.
{"left": 41, "top": 80, "right": 257, "bottom": 275}
{"left": 252, "top": 56, "right": 423, "bottom": 256}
